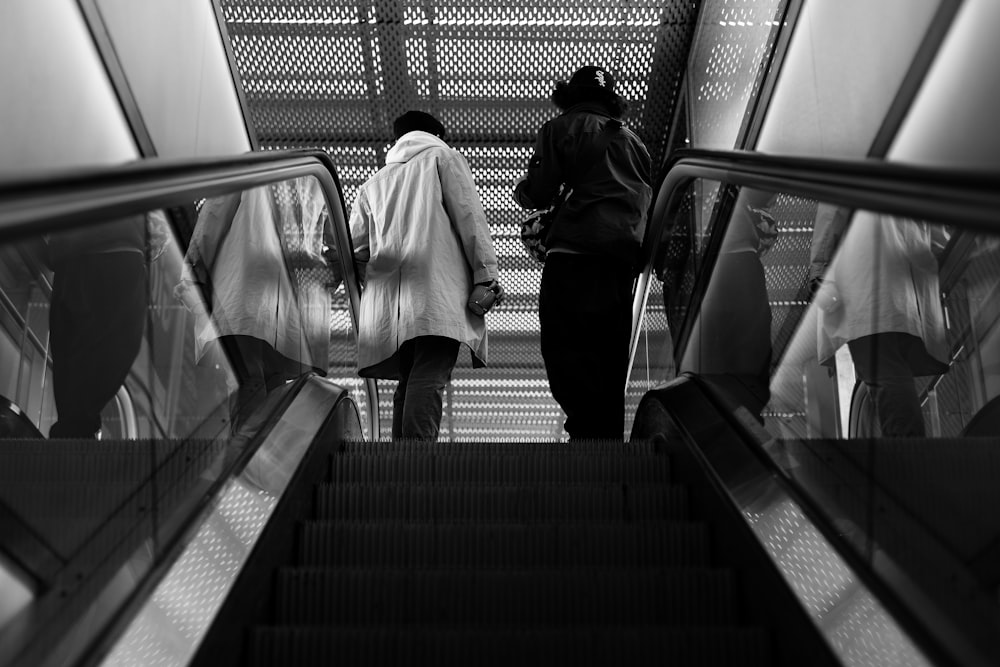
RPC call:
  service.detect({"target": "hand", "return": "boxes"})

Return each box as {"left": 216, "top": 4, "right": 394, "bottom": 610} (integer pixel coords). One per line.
{"left": 812, "top": 279, "right": 841, "bottom": 313}
{"left": 479, "top": 280, "right": 505, "bottom": 305}
{"left": 490, "top": 280, "right": 506, "bottom": 305}
{"left": 174, "top": 280, "right": 207, "bottom": 314}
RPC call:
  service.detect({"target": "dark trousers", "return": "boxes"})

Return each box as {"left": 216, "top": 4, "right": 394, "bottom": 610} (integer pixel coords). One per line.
{"left": 392, "top": 335, "right": 460, "bottom": 441}
{"left": 226, "top": 334, "right": 306, "bottom": 424}
{"left": 539, "top": 253, "right": 633, "bottom": 440}
{"left": 849, "top": 332, "right": 926, "bottom": 437}
{"left": 695, "top": 251, "right": 773, "bottom": 420}
{"left": 49, "top": 253, "right": 147, "bottom": 438}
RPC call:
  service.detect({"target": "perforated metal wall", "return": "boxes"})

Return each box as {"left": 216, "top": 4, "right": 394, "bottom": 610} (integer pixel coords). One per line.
{"left": 219, "top": 0, "right": 701, "bottom": 439}
{"left": 684, "top": 0, "right": 788, "bottom": 150}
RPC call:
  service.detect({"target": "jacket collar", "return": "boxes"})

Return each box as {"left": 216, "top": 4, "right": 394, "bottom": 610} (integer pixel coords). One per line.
{"left": 386, "top": 131, "right": 449, "bottom": 164}
{"left": 560, "top": 102, "right": 617, "bottom": 119}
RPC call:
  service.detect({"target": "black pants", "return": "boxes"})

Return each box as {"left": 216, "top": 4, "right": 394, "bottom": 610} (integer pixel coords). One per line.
{"left": 694, "top": 251, "right": 773, "bottom": 420}
{"left": 539, "top": 253, "right": 633, "bottom": 440}
{"left": 49, "top": 252, "right": 147, "bottom": 438}
{"left": 225, "top": 334, "right": 307, "bottom": 425}
{"left": 392, "top": 335, "right": 460, "bottom": 441}
{"left": 849, "top": 332, "right": 927, "bottom": 437}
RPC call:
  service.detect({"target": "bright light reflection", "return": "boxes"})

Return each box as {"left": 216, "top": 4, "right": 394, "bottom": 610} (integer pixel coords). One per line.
{"left": 0, "top": 557, "right": 32, "bottom": 631}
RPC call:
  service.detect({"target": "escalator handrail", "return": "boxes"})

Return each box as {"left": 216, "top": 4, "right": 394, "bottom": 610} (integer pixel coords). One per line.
{"left": 650, "top": 148, "right": 1000, "bottom": 239}
{"left": 0, "top": 150, "right": 341, "bottom": 234}
{"left": 0, "top": 149, "right": 379, "bottom": 440}
{"left": 631, "top": 155, "right": 1000, "bottom": 665}
{"left": 632, "top": 148, "right": 1000, "bottom": 372}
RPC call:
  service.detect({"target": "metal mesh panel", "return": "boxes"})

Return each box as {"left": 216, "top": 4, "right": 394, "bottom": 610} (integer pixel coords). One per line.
{"left": 685, "top": 0, "right": 788, "bottom": 150}
{"left": 219, "top": 0, "right": 700, "bottom": 440}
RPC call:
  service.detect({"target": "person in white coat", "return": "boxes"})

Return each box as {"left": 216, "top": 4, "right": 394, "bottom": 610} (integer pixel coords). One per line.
{"left": 350, "top": 111, "right": 502, "bottom": 441}
{"left": 176, "top": 178, "right": 337, "bottom": 427}
{"left": 810, "top": 204, "right": 949, "bottom": 436}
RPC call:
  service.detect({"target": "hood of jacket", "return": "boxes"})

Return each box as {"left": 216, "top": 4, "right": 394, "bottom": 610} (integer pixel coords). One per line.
{"left": 386, "top": 130, "right": 449, "bottom": 164}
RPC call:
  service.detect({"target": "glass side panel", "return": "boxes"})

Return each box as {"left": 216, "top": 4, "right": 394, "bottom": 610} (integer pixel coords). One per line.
{"left": 0, "top": 174, "right": 360, "bottom": 647}
{"left": 634, "top": 177, "right": 1000, "bottom": 649}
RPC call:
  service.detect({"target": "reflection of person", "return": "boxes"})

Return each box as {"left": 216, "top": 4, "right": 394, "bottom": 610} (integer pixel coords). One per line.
{"left": 809, "top": 204, "right": 949, "bottom": 436}
{"left": 655, "top": 189, "right": 695, "bottom": 337}
{"left": 48, "top": 215, "right": 149, "bottom": 438}
{"left": 350, "top": 111, "right": 502, "bottom": 441}
{"left": 680, "top": 188, "right": 775, "bottom": 422}
{"left": 176, "top": 180, "right": 336, "bottom": 424}
{"left": 514, "top": 66, "right": 651, "bottom": 440}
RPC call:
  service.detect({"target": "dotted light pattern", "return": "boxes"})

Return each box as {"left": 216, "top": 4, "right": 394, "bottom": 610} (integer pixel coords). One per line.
{"left": 103, "top": 480, "right": 277, "bottom": 666}
{"left": 220, "top": 0, "right": 702, "bottom": 440}
{"left": 685, "top": 0, "right": 788, "bottom": 150}
{"left": 745, "top": 497, "right": 933, "bottom": 667}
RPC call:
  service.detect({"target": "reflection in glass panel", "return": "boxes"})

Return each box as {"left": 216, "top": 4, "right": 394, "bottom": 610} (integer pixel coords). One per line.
{"left": 769, "top": 208, "right": 1000, "bottom": 443}
{"left": 628, "top": 179, "right": 722, "bottom": 430}
{"left": 653, "top": 184, "right": 1000, "bottom": 442}
{"left": 678, "top": 185, "right": 783, "bottom": 423}
{"left": 0, "top": 173, "right": 361, "bottom": 648}
{"left": 638, "top": 181, "right": 1000, "bottom": 442}
{"left": 175, "top": 176, "right": 350, "bottom": 435}
{"left": 0, "top": 174, "right": 356, "bottom": 442}
{"left": 645, "top": 185, "right": 1000, "bottom": 634}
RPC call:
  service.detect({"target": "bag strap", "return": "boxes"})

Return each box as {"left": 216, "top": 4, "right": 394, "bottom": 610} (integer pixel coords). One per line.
{"left": 564, "top": 118, "right": 622, "bottom": 188}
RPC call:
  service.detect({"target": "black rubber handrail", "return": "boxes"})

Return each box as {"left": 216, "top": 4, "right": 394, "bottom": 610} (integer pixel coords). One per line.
{"left": 651, "top": 148, "right": 1000, "bottom": 236}
{"left": 0, "top": 150, "right": 342, "bottom": 236}
{"left": 632, "top": 148, "right": 1000, "bottom": 368}
{"left": 631, "top": 150, "right": 1000, "bottom": 666}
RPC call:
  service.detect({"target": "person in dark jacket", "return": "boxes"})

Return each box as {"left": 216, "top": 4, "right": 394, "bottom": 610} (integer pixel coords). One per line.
{"left": 514, "top": 65, "right": 652, "bottom": 440}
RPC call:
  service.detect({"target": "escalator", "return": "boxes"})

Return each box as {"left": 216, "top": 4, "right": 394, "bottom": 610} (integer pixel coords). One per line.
{"left": 0, "top": 151, "right": 375, "bottom": 667}
{"left": 2, "top": 149, "right": 1000, "bottom": 667}
{"left": 191, "top": 433, "right": 833, "bottom": 667}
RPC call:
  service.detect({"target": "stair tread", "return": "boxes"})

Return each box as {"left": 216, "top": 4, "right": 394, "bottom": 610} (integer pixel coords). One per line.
{"left": 232, "top": 438, "right": 775, "bottom": 666}
{"left": 337, "top": 440, "right": 660, "bottom": 454}
{"left": 330, "top": 453, "right": 671, "bottom": 484}
{"left": 314, "top": 483, "right": 690, "bottom": 521}
{"left": 249, "top": 625, "right": 771, "bottom": 667}
{"left": 298, "top": 520, "right": 711, "bottom": 567}
{"left": 275, "top": 567, "right": 738, "bottom": 625}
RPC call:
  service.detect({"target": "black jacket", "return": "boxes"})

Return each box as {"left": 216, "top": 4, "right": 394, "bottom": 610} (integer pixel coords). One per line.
{"left": 514, "top": 102, "right": 652, "bottom": 265}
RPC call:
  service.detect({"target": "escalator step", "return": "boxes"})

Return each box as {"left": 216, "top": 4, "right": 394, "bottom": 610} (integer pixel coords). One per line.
{"left": 314, "top": 483, "right": 689, "bottom": 522}
{"left": 338, "top": 440, "right": 658, "bottom": 455}
{"left": 274, "top": 568, "right": 737, "bottom": 625}
{"left": 0, "top": 438, "right": 222, "bottom": 481}
{"left": 330, "top": 453, "right": 671, "bottom": 484}
{"left": 298, "top": 520, "right": 710, "bottom": 569}
{"left": 248, "top": 625, "right": 771, "bottom": 667}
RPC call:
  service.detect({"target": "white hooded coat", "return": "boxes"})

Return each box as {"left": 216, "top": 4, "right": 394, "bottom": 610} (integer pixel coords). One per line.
{"left": 812, "top": 207, "right": 949, "bottom": 374}
{"left": 181, "top": 181, "right": 333, "bottom": 372}
{"left": 350, "top": 131, "right": 499, "bottom": 379}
